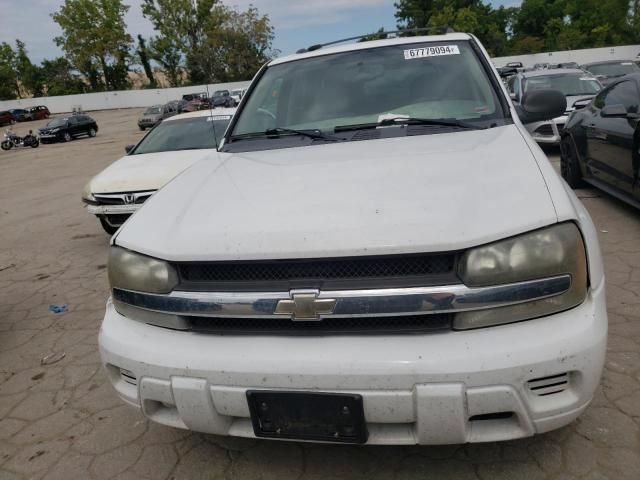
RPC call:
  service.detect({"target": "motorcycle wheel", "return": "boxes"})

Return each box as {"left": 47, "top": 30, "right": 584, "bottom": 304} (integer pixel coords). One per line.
{"left": 30, "top": 139, "right": 39, "bottom": 148}
{"left": 1, "top": 140, "right": 13, "bottom": 150}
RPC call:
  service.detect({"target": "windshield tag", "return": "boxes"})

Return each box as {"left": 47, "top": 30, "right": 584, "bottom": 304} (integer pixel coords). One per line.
{"left": 208, "top": 116, "right": 231, "bottom": 121}
{"left": 404, "top": 45, "right": 460, "bottom": 60}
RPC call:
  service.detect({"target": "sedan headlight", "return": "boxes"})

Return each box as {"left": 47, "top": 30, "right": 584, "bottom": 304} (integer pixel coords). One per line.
{"left": 108, "top": 247, "right": 178, "bottom": 294}
{"left": 455, "top": 222, "right": 588, "bottom": 329}
{"left": 50, "top": 128, "right": 60, "bottom": 133}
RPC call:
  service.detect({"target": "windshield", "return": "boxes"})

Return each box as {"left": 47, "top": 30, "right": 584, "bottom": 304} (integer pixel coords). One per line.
{"left": 585, "top": 62, "right": 640, "bottom": 77}
{"left": 213, "top": 90, "right": 228, "bottom": 97}
{"left": 47, "top": 118, "right": 68, "bottom": 127}
{"left": 523, "top": 73, "right": 601, "bottom": 96}
{"left": 131, "top": 115, "right": 232, "bottom": 154}
{"left": 230, "top": 40, "right": 504, "bottom": 143}
{"left": 145, "top": 106, "right": 162, "bottom": 115}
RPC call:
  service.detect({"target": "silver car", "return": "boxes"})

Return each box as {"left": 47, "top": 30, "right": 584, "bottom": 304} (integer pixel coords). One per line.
{"left": 507, "top": 69, "right": 602, "bottom": 144}
{"left": 137, "top": 103, "right": 177, "bottom": 131}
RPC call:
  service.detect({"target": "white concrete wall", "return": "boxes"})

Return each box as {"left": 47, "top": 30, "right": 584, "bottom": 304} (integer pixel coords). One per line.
{"left": 493, "top": 44, "right": 640, "bottom": 69}
{"left": 0, "top": 81, "right": 251, "bottom": 114}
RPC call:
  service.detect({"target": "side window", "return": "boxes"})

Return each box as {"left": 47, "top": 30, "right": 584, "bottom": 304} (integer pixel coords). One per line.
{"left": 598, "top": 81, "right": 640, "bottom": 113}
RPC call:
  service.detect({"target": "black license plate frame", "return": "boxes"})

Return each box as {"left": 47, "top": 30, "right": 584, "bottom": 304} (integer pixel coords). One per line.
{"left": 246, "top": 390, "right": 368, "bottom": 444}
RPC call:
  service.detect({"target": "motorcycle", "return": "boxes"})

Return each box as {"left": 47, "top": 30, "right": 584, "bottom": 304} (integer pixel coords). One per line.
{"left": 1, "top": 128, "right": 39, "bottom": 150}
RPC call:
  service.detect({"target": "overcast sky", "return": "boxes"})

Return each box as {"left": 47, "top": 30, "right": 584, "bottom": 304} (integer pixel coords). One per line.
{"left": 0, "top": 0, "right": 521, "bottom": 64}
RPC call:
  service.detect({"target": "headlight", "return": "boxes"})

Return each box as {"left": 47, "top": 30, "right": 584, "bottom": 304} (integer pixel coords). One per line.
{"left": 455, "top": 222, "right": 588, "bottom": 329}
{"left": 108, "top": 247, "right": 178, "bottom": 294}
{"left": 81, "top": 181, "right": 95, "bottom": 203}
{"left": 50, "top": 128, "right": 59, "bottom": 132}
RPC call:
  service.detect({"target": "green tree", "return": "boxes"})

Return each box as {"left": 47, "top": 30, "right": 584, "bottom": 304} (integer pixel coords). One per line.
{"left": 142, "top": 0, "right": 274, "bottom": 84}
{"left": 40, "top": 57, "right": 87, "bottom": 96}
{"left": 14, "top": 40, "right": 44, "bottom": 97}
{"left": 358, "top": 27, "right": 388, "bottom": 42}
{"left": 52, "top": 0, "right": 133, "bottom": 91}
{"left": 0, "top": 42, "right": 18, "bottom": 100}
{"left": 136, "top": 35, "right": 157, "bottom": 88}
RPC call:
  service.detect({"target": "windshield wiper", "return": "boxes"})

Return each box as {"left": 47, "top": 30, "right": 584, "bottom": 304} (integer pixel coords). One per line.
{"left": 335, "top": 117, "right": 487, "bottom": 133}
{"left": 231, "top": 127, "right": 343, "bottom": 142}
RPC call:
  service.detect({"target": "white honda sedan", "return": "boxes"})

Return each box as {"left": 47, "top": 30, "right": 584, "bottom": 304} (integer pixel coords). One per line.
{"left": 82, "top": 108, "right": 235, "bottom": 234}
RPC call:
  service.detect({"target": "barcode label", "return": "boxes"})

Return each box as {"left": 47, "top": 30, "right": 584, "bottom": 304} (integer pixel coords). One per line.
{"left": 404, "top": 45, "right": 460, "bottom": 60}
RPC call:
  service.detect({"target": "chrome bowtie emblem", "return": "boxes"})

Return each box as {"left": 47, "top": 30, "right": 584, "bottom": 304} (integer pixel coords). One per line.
{"left": 275, "top": 290, "right": 337, "bottom": 321}
{"left": 123, "top": 194, "right": 136, "bottom": 204}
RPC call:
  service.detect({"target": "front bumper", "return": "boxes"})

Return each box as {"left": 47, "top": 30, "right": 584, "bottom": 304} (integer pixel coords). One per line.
{"left": 99, "top": 280, "right": 607, "bottom": 445}
{"left": 86, "top": 204, "right": 140, "bottom": 216}
{"left": 527, "top": 115, "right": 569, "bottom": 144}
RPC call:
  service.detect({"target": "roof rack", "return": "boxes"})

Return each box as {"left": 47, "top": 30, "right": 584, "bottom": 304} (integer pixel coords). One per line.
{"left": 295, "top": 26, "right": 455, "bottom": 54}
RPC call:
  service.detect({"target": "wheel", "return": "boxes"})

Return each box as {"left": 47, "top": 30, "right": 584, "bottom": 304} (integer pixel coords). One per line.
{"left": 30, "top": 139, "right": 39, "bottom": 148}
{"left": 63, "top": 131, "right": 72, "bottom": 142}
{"left": 139, "top": 126, "right": 145, "bottom": 131}
{"left": 88, "top": 128, "right": 97, "bottom": 137}
{"left": 45, "top": 113, "right": 50, "bottom": 119}
{"left": 99, "top": 218, "right": 119, "bottom": 235}
{"left": 1, "top": 140, "right": 12, "bottom": 150}
{"left": 560, "top": 135, "right": 585, "bottom": 189}
{"left": 10, "top": 119, "right": 15, "bottom": 125}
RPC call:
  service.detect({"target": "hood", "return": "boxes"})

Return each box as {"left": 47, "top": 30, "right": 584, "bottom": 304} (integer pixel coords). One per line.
{"left": 89, "top": 149, "right": 215, "bottom": 194}
{"left": 116, "top": 125, "right": 559, "bottom": 261}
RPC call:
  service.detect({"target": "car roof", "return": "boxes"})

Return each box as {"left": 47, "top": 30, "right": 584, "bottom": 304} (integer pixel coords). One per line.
{"left": 270, "top": 32, "right": 472, "bottom": 66}
{"left": 583, "top": 60, "right": 635, "bottom": 67}
{"left": 164, "top": 108, "right": 237, "bottom": 122}
{"left": 519, "top": 68, "right": 591, "bottom": 78}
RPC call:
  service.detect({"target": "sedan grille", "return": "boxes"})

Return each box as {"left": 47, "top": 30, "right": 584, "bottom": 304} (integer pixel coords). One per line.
{"left": 186, "top": 313, "right": 453, "bottom": 335}
{"left": 176, "top": 253, "right": 458, "bottom": 290}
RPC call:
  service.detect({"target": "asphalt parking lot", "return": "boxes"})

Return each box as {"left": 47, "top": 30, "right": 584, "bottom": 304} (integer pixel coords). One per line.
{"left": 1, "top": 108, "right": 639, "bottom": 480}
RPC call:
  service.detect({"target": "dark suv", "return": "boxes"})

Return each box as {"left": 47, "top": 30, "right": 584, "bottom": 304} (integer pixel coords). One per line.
{"left": 211, "top": 90, "right": 234, "bottom": 107}
{"left": 39, "top": 115, "right": 99, "bottom": 143}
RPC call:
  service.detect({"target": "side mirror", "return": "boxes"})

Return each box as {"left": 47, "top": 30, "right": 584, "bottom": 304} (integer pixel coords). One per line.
{"left": 125, "top": 144, "right": 135, "bottom": 153}
{"left": 601, "top": 104, "right": 627, "bottom": 118}
{"left": 572, "top": 98, "right": 592, "bottom": 110}
{"left": 509, "top": 92, "right": 518, "bottom": 101}
{"left": 516, "top": 89, "right": 567, "bottom": 124}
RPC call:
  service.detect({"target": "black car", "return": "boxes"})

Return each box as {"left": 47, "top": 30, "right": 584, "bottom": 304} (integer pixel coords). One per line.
{"left": 561, "top": 73, "right": 640, "bottom": 209}
{"left": 39, "top": 114, "right": 99, "bottom": 143}
{"left": 210, "top": 90, "right": 234, "bottom": 108}
{"left": 581, "top": 60, "right": 640, "bottom": 86}
{"left": 9, "top": 109, "right": 33, "bottom": 121}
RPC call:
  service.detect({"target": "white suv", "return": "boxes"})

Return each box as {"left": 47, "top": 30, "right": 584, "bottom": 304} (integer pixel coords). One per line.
{"left": 100, "top": 32, "right": 607, "bottom": 445}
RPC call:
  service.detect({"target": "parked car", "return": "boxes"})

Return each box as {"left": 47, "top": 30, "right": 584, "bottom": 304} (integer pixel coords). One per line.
{"left": 211, "top": 90, "right": 234, "bottom": 108}
{"left": 29, "top": 105, "right": 50, "bottom": 120}
{"left": 230, "top": 88, "right": 247, "bottom": 105}
{"left": 39, "top": 114, "right": 98, "bottom": 143}
{"left": 507, "top": 69, "right": 602, "bottom": 144}
{"left": 0, "top": 111, "right": 16, "bottom": 126}
{"left": 182, "top": 92, "right": 208, "bottom": 102}
{"left": 8, "top": 109, "right": 33, "bottom": 122}
{"left": 167, "top": 99, "right": 189, "bottom": 113}
{"left": 182, "top": 98, "right": 209, "bottom": 112}
{"left": 137, "top": 104, "right": 177, "bottom": 131}
{"left": 100, "top": 31, "right": 606, "bottom": 446}
{"left": 561, "top": 72, "right": 640, "bottom": 209}
{"left": 83, "top": 108, "right": 236, "bottom": 234}
{"left": 581, "top": 60, "right": 640, "bottom": 86}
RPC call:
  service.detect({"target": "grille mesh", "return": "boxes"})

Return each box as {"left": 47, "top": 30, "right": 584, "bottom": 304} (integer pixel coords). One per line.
{"left": 177, "top": 254, "right": 456, "bottom": 284}
{"left": 187, "top": 313, "right": 452, "bottom": 335}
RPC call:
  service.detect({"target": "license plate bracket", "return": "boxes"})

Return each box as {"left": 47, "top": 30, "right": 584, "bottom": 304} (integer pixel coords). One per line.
{"left": 246, "top": 391, "right": 368, "bottom": 444}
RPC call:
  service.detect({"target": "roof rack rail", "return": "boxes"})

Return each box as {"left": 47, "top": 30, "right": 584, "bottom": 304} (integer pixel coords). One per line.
{"left": 295, "top": 26, "right": 455, "bottom": 54}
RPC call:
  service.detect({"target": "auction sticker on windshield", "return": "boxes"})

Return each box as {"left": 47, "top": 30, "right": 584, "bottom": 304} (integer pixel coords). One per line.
{"left": 404, "top": 45, "right": 460, "bottom": 60}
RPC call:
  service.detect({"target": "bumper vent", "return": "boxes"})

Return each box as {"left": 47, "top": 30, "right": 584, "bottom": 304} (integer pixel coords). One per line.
{"left": 534, "top": 124, "right": 554, "bottom": 136}
{"left": 186, "top": 313, "right": 452, "bottom": 335}
{"left": 119, "top": 368, "right": 137, "bottom": 386}
{"left": 527, "top": 373, "right": 569, "bottom": 396}
{"left": 176, "top": 253, "right": 457, "bottom": 291}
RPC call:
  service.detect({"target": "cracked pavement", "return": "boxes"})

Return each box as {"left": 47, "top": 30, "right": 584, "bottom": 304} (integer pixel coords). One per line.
{"left": 1, "top": 110, "right": 639, "bottom": 479}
